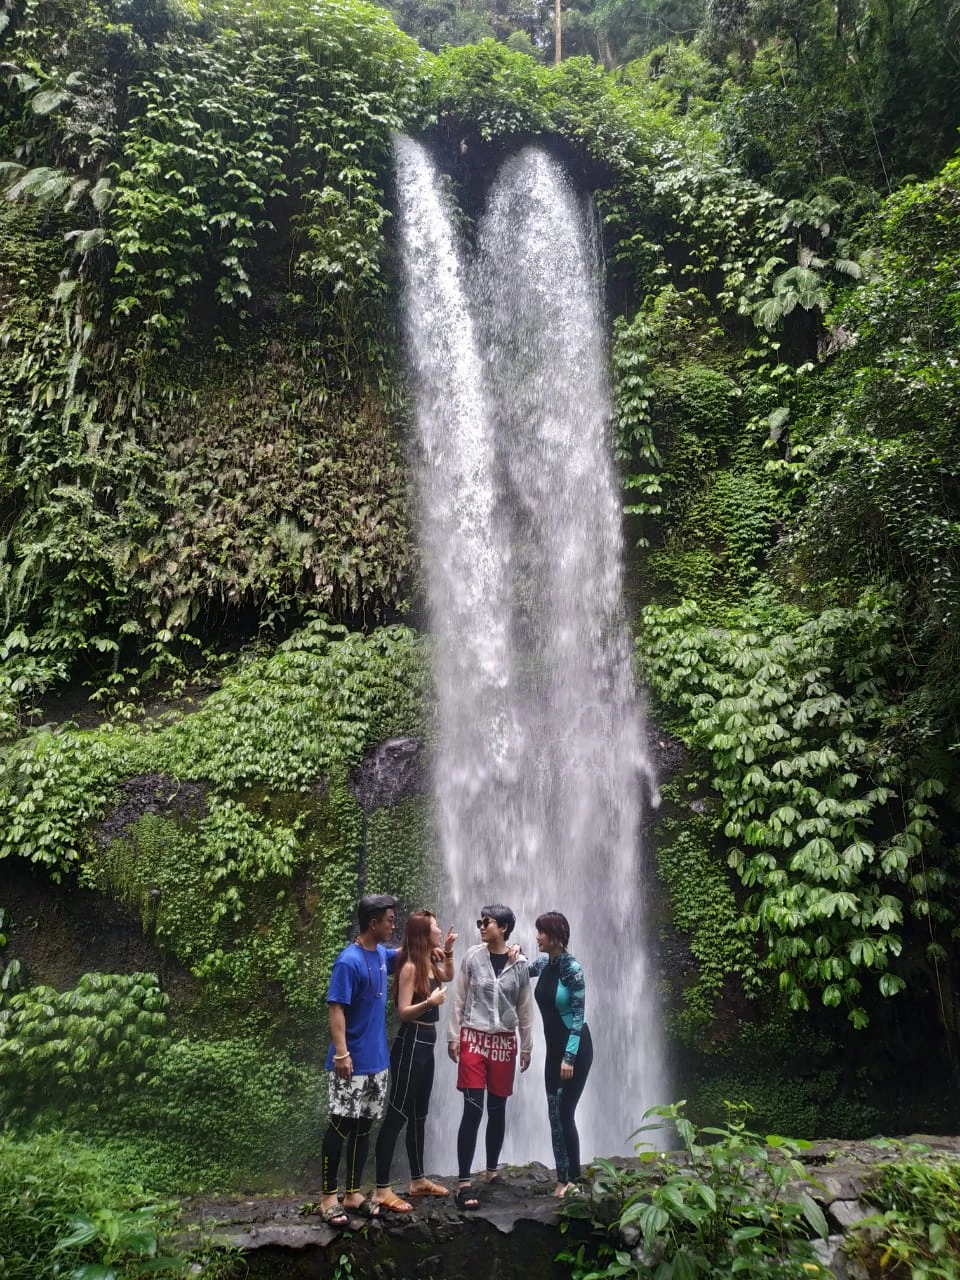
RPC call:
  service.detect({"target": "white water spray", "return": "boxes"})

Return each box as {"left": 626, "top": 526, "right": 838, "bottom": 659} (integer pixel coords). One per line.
{"left": 393, "top": 135, "right": 665, "bottom": 1170}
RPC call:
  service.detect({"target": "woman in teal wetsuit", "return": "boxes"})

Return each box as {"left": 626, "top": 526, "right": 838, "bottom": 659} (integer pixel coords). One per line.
{"left": 528, "top": 911, "right": 593, "bottom": 1197}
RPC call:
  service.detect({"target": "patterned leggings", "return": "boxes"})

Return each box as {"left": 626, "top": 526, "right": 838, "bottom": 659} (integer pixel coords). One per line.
{"left": 545, "top": 1025, "right": 593, "bottom": 1183}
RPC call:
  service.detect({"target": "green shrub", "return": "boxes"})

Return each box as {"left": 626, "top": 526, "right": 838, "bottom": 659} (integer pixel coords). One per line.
{"left": 655, "top": 812, "right": 759, "bottom": 1044}
{"left": 688, "top": 1063, "right": 879, "bottom": 1140}
{"left": 639, "top": 594, "right": 952, "bottom": 1028}
{"left": 560, "top": 1102, "right": 828, "bottom": 1280}
{"left": 0, "top": 1131, "right": 181, "bottom": 1280}
{"left": 852, "top": 1154, "right": 960, "bottom": 1279}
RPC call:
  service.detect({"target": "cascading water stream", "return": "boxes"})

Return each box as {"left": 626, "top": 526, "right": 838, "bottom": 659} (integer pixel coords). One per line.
{"left": 393, "top": 134, "right": 665, "bottom": 1170}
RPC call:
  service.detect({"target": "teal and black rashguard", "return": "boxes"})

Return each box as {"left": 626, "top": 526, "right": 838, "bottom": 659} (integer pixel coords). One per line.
{"left": 529, "top": 951, "right": 593, "bottom": 1183}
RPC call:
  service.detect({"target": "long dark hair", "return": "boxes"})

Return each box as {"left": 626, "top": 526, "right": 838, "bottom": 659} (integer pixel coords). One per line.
{"left": 395, "top": 910, "right": 438, "bottom": 1000}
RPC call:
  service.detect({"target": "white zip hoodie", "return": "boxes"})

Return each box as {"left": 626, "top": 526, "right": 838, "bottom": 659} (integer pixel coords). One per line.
{"left": 447, "top": 943, "right": 534, "bottom": 1054}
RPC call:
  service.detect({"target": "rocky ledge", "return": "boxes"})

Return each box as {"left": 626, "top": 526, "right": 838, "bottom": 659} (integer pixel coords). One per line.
{"left": 180, "top": 1137, "right": 960, "bottom": 1279}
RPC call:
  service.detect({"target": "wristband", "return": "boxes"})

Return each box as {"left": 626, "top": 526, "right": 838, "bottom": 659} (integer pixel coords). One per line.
{"left": 333, "top": 1052, "right": 350, "bottom": 1061}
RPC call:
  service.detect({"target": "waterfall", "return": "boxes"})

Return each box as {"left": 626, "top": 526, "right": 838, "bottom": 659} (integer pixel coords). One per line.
{"left": 393, "top": 135, "right": 664, "bottom": 1171}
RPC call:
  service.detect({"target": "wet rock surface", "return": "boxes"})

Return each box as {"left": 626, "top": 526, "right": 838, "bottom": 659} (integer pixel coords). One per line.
{"left": 348, "top": 737, "right": 427, "bottom": 812}
{"left": 180, "top": 1138, "right": 960, "bottom": 1279}
{"left": 182, "top": 1165, "right": 567, "bottom": 1278}
{"left": 3, "top": 860, "right": 197, "bottom": 998}
{"left": 95, "top": 773, "right": 209, "bottom": 846}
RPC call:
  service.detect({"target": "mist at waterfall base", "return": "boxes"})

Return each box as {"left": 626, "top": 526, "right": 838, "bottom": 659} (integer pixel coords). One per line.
{"left": 393, "top": 135, "right": 665, "bottom": 1174}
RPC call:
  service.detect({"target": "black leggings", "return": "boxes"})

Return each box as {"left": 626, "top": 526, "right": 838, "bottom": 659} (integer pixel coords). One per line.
{"left": 456, "top": 1088, "right": 507, "bottom": 1180}
{"left": 545, "top": 1024, "right": 593, "bottom": 1183}
{"left": 374, "top": 1023, "right": 436, "bottom": 1185}
{"left": 321, "top": 1115, "right": 374, "bottom": 1195}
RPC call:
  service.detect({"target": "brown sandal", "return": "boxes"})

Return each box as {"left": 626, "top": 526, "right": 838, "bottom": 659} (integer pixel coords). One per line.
{"left": 378, "top": 1191, "right": 414, "bottom": 1213}
{"left": 408, "top": 1180, "right": 449, "bottom": 1198}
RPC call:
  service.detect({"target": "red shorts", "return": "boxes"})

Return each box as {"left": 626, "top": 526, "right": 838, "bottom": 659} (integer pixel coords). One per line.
{"left": 457, "top": 1027, "right": 517, "bottom": 1096}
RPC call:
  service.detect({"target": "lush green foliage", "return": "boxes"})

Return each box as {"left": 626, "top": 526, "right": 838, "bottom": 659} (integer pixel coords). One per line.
{"left": 560, "top": 1102, "right": 828, "bottom": 1280}
{"left": 0, "top": 972, "right": 168, "bottom": 1118}
{"left": 686, "top": 1041, "right": 880, "bottom": 1140}
{"left": 0, "top": 618, "right": 426, "bottom": 873}
{"left": 0, "top": 622, "right": 428, "bottom": 1039}
{"left": 52, "top": 1204, "right": 189, "bottom": 1280}
{"left": 853, "top": 1154, "right": 960, "bottom": 1279}
{"left": 654, "top": 795, "right": 758, "bottom": 1045}
{"left": 777, "top": 155, "right": 960, "bottom": 675}
{"left": 0, "top": 1131, "right": 204, "bottom": 1279}
{"left": 0, "top": 0, "right": 423, "bottom": 708}
{"left": 705, "top": 0, "right": 960, "bottom": 194}
{"left": 92, "top": 1037, "right": 321, "bottom": 1191}
{"left": 0, "top": 620, "right": 429, "bottom": 1186}
{"left": 640, "top": 595, "right": 955, "bottom": 1028}
{"left": 0, "top": 0, "right": 900, "bottom": 721}
{"left": 395, "top": 0, "right": 960, "bottom": 196}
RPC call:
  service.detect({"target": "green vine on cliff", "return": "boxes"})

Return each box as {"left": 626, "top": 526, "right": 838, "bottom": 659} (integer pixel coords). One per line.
{"left": 639, "top": 594, "right": 953, "bottom": 1029}
{"left": 655, "top": 801, "right": 760, "bottom": 1045}
{"left": 0, "top": 972, "right": 168, "bottom": 1118}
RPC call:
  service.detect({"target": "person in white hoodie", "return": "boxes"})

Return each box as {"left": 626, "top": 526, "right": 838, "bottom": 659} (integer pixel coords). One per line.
{"left": 446, "top": 903, "right": 533, "bottom": 1210}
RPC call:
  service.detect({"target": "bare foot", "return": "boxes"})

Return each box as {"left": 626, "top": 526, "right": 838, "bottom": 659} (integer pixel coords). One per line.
{"left": 553, "top": 1182, "right": 576, "bottom": 1197}
{"left": 319, "top": 1193, "right": 342, "bottom": 1213}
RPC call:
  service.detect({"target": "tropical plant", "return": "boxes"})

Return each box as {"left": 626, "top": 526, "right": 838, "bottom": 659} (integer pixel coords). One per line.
{"left": 639, "top": 594, "right": 954, "bottom": 1034}
{"left": 53, "top": 1204, "right": 187, "bottom": 1279}
{"left": 559, "top": 1101, "right": 828, "bottom": 1280}
{"left": 0, "top": 972, "right": 169, "bottom": 1117}
{"left": 0, "top": 1131, "right": 198, "bottom": 1280}
{"left": 850, "top": 1154, "right": 960, "bottom": 1279}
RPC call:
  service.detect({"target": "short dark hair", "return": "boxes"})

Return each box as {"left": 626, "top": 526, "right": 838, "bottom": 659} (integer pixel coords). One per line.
{"left": 358, "top": 893, "right": 397, "bottom": 932}
{"left": 535, "top": 911, "right": 570, "bottom": 948}
{"left": 481, "top": 903, "right": 516, "bottom": 940}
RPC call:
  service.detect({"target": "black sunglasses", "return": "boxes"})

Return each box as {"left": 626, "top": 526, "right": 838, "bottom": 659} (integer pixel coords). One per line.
{"left": 477, "top": 916, "right": 499, "bottom": 929}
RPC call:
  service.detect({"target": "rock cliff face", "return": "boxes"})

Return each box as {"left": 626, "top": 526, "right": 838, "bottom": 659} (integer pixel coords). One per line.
{"left": 3, "top": 859, "right": 196, "bottom": 1000}
{"left": 181, "top": 1139, "right": 960, "bottom": 1279}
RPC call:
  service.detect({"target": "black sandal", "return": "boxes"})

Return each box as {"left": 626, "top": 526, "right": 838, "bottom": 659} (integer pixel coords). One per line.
{"left": 455, "top": 1186, "right": 480, "bottom": 1211}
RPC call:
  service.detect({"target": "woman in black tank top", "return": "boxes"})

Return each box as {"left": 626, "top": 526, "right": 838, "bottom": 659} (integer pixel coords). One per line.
{"left": 371, "top": 910, "right": 457, "bottom": 1211}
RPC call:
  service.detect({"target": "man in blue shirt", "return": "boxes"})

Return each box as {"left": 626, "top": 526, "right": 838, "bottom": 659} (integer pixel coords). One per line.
{"left": 318, "top": 893, "right": 398, "bottom": 1225}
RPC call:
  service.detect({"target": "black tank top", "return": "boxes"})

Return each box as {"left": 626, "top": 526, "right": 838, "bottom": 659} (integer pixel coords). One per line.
{"left": 414, "top": 977, "right": 440, "bottom": 1023}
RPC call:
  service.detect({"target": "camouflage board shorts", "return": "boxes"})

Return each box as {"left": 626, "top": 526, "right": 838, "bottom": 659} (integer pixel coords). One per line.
{"left": 327, "top": 1067, "right": 389, "bottom": 1120}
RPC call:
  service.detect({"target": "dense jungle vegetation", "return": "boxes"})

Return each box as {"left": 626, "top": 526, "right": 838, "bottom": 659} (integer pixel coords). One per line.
{"left": 1, "top": 0, "right": 960, "bottom": 1272}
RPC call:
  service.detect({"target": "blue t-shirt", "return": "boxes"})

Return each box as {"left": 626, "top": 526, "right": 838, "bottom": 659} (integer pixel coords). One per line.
{"left": 324, "top": 942, "right": 398, "bottom": 1075}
